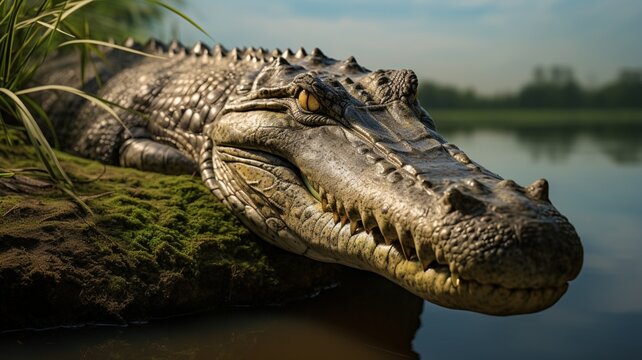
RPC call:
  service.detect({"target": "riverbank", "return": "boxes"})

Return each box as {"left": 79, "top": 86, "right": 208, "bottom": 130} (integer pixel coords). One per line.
{"left": 429, "top": 108, "right": 642, "bottom": 129}
{"left": 0, "top": 143, "right": 342, "bottom": 332}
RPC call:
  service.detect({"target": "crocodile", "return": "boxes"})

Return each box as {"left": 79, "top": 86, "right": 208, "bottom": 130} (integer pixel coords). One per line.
{"left": 37, "top": 39, "right": 583, "bottom": 315}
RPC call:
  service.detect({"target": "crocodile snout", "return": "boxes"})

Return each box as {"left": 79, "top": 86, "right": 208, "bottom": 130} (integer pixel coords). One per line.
{"left": 447, "top": 217, "right": 583, "bottom": 290}
{"left": 429, "top": 177, "right": 583, "bottom": 291}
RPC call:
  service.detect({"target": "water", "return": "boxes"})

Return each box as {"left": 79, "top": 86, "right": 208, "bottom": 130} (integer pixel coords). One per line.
{"left": 1, "top": 126, "right": 641, "bottom": 359}
{"left": 415, "top": 127, "right": 642, "bottom": 359}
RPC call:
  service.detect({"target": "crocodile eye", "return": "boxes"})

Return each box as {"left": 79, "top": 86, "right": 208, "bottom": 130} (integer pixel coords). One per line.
{"left": 298, "top": 89, "right": 320, "bottom": 112}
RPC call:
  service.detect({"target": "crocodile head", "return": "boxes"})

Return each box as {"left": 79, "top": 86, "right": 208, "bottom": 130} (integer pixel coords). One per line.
{"left": 205, "top": 49, "right": 583, "bottom": 315}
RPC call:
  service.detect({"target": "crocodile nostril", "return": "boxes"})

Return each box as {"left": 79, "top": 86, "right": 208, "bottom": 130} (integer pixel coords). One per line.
{"left": 442, "top": 187, "right": 484, "bottom": 213}
{"left": 526, "top": 178, "right": 550, "bottom": 202}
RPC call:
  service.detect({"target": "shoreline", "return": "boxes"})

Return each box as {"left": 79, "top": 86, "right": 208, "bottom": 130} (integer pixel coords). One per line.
{"left": 0, "top": 144, "right": 342, "bottom": 331}
{"left": 429, "top": 108, "right": 642, "bottom": 129}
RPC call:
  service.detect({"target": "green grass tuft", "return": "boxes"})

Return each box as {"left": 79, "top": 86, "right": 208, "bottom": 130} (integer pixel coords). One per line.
{"left": 0, "top": 0, "right": 198, "bottom": 213}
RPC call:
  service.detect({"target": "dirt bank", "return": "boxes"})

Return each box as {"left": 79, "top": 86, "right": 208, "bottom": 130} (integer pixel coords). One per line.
{"left": 0, "top": 142, "right": 342, "bottom": 331}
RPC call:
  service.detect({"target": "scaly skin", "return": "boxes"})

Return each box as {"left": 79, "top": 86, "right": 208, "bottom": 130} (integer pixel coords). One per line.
{"left": 39, "top": 39, "right": 583, "bottom": 315}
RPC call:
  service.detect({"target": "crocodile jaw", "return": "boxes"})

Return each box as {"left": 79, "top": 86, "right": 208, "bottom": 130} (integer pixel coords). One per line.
{"left": 288, "top": 134, "right": 580, "bottom": 315}
{"left": 208, "top": 111, "right": 583, "bottom": 315}
{"left": 282, "top": 183, "right": 574, "bottom": 315}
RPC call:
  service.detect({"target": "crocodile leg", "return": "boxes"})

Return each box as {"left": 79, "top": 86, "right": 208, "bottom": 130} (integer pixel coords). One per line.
{"left": 119, "top": 137, "right": 197, "bottom": 175}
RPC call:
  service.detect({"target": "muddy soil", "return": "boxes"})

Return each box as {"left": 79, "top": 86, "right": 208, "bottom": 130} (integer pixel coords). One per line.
{"left": 0, "top": 143, "right": 342, "bottom": 331}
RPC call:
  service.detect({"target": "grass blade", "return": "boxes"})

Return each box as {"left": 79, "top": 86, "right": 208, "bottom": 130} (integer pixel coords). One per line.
{"left": 35, "top": 20, "right": 76, "bottom": 38}
{"left": 1, "top": 0, "right": 21, "bottom": 84}
{"left": 0, "top": 110, "right": 12, "bottom": 146}
{"left": 60, "top": 0, "right": 96, "bottom": 22}
{"left": 58, "top": 182, "right": 93, "bottom": 214}
{"left": 16, "top": 84, "right": 132, "bottom": 137}
{"left": 1, "top": 0, "right": 207, "bottom": 215}
{"left": 22, "top": 95, "right": 59, "bottom": 149}
{"left": 58, "top": 39, "right": 168, "bottom": 60}
{"left": 0, "top": 87, "right": 73, "bottom": 187}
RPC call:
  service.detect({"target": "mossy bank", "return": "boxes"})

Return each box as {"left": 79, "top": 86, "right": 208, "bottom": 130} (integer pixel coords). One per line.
{"left": 0, "top": 141, "right": 342, "bottom": 331}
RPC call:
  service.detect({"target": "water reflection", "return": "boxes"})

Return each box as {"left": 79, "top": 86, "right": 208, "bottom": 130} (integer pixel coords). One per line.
{"left": 0, "top": 271, "right": 423, "bottom": 359}
{"left": 412, "top": 126, "right": 642, "bottom": 359}
{"left": 441, "top": 125, "right": 642, "bottom": 164}
{"left": 440, "top": 127, "right": 642, "bottom": 314}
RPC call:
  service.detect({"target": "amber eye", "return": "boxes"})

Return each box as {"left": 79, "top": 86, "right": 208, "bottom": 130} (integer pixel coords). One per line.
{"left": 298, "top": 89, "right": 320, "bottom": 112}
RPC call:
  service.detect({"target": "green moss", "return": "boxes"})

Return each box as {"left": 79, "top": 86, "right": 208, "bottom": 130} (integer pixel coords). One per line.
{"left": 108, "top": 276, "right": 128, "bottom": 293}
{"left": 0, "top": 143, "right": 341, "bottom": 329}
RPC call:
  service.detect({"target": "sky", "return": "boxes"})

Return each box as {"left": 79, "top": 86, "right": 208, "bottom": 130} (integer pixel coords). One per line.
{"left": 166, "top": 0, "right": 642, "bottom": 94}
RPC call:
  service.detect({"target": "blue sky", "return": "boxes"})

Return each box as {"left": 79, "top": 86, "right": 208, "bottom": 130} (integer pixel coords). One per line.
{"left": 167, "top": 0, "right": 642, "bottom": 94}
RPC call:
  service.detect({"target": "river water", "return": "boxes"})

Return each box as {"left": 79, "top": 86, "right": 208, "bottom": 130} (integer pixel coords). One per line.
{"left": 1, "top": 125, "right": 641, "bottom": 359}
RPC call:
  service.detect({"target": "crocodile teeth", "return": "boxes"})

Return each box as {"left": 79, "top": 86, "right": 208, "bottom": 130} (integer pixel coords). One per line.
{"left": 435, "top": 247, "right": 447, "bottom": 264}
{"left": 360, "top": 209, "right": 378, "bottom": 232}
{"left": 350, "top": 220, "right": 363, "bottom": 235}
{"left": 375, "top": 217, "right": 399, "bottom": 245}
{"left": 340, "top": 213, "right": 349, "bottom": 226}
{"left": 397, "top": 228, "right": 416, "bottom": 260}
{"left": 416, "top": 243, "right": 436, "bottom": 271}
{"left": 327, "top": 192, "right": 336, "bottom": 212}
{"left": 336, "top": 200, "right": 346, "bottom": 217}
{"left": 451, "top": 271, "right": 461, "bottom": 288}
{"left": 321, "top": 197, "right": 329, "bottom": 212}
{"left": 307, "top": 185, "right": 436, "bottom": 269}
{"left": 346, "top": 206, "right": 360, "bottom": 224}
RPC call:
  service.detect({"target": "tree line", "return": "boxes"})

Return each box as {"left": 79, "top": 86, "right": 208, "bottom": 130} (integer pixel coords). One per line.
{"left": 417, "top": 66, "right": 642, "bottom": 108}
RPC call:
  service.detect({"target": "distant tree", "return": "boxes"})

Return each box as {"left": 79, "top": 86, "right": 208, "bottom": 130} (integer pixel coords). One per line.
{"left": 593, "top": 69, "right": 642, "bottom": 107}
{"left": 418, "top": 66, "right": 641, "bottom": 109}
{"left": 533, "top": 66, "right": 546, "bottom": 84}
{"left": 417, "top": 82, "right": 481, "bottom": 108}
{"left": 518, "top": 65, "right": 584, "bottom": 108}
